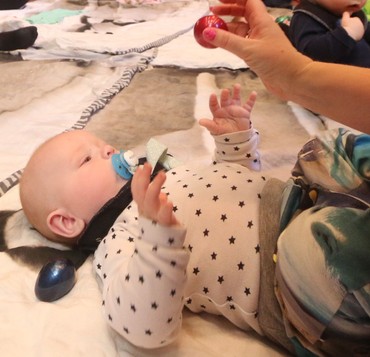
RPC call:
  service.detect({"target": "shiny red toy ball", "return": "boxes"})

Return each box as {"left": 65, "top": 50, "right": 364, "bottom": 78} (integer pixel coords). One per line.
{"left": 193, "top": 15, "right": 228, "bottom": 49}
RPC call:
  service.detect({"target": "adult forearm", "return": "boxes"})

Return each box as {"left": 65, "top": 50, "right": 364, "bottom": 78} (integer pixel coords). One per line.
{"left": 290, "top": 61, "right": 370, "bottom": 133}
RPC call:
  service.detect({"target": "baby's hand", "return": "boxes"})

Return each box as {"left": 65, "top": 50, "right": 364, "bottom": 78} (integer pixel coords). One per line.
{"left": 341, "top": 12, "right": 365, "bottom": 41}
{"left": 199, "top": 84, "right": 257, "bottom": 136}
{"left": 132, "top": 163, "right": 179, "bottom": 227}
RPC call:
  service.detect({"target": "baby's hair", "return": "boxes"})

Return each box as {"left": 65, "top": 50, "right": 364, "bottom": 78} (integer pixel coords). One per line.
{"left": 19, "top": 134, "right": 79, "bottom": 246}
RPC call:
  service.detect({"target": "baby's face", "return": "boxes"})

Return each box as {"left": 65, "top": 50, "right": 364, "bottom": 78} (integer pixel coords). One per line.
{"left": 48, "top": 131, "right": 125, "bottom": 224}
{"left": 316, "top": 0, "right": 366, "bottom": 15}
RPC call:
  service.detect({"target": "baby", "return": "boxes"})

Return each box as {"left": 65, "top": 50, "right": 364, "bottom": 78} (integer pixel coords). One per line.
{"left": 288, "top": 0, "right": 370, "bottom": 67}
{"left": 20, "top": 85, "right": 370, "bottom": 356}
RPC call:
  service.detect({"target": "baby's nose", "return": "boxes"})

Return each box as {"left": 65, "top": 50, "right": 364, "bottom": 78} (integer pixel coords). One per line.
{"left": 102, "top": 145, "right": 116, "bottom": 159}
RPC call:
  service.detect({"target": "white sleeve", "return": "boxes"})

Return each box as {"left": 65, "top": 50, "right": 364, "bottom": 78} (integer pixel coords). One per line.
{"left": 94, "top": 216, "right": 189, "bottom": 349}
{"left": 213, "top": 128, "right": 261, "bottom": 171}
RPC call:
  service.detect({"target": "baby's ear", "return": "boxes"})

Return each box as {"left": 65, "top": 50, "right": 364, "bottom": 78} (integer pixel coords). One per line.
{"left": 47, "top": 209, "right": 85, "bottom": 239}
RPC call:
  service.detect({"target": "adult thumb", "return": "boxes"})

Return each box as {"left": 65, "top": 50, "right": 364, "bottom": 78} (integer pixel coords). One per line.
{"left": 203, "top": 27, "right": 249, "bottom": 60}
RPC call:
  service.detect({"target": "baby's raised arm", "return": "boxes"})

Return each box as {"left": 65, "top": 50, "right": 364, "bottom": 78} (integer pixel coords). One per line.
{"left": 199, "top": 84, "right": 257, "bottom": 136}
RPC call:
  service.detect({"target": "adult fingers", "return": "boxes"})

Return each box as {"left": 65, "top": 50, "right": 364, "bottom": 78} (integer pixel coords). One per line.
{"left": 202, "top": 27, "right": 252, "bottom": 63}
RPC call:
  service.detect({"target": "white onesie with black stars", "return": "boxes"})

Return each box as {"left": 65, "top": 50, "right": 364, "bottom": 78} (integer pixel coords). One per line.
{"left": 94, "top": 128, "right": 266, "bottom": 348}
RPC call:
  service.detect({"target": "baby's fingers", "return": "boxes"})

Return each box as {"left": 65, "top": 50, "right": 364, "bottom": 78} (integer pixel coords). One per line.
{"left": 132, "top": 162, "right": 152, "bottom": 207}
{"left": 144, "top": 171, "right": 167, "bottom": 211}
{"left": 244, "top": 91, "right": 257, "bottom": 111}
{"left": 157, "top": 200, "right": 178, "bottom": 226}
{"left": 209, "top": 93, "right": 221, "bottom": 115}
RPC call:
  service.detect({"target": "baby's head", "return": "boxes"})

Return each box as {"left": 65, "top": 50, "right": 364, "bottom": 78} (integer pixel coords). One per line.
{"left": 309, "top": 0, "right": 367, "bottom": 15}
{"left": 20, "top": 130, "right": 125, "bottom": 245}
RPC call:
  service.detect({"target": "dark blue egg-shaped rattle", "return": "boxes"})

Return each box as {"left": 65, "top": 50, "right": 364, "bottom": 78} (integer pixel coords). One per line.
{"left": 35, "top": 258, "right": 77, "bottom": 302}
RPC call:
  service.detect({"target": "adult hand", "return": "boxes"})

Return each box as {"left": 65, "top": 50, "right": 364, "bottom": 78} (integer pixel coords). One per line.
{"left": 203, "top": 0, "right": 312, "bottom": 100}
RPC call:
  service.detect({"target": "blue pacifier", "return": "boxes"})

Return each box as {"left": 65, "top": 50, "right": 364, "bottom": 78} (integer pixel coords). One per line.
{"left": 112, "top": 150, "right": 139, "bottom": 180}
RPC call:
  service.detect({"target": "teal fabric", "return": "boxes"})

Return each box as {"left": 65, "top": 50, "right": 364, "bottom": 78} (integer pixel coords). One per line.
{"left": 27, "top": 9, "right": 83, "bottom": 25}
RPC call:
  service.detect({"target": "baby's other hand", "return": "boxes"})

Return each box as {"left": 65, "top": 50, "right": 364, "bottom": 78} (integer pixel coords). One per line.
{"left": 132, "top": 163, "right": 179, "bottom": 227}
{"left": 341, "top": 12, "right": 365, "bottom": 41}
{"left": 199, "top": 84, "right": 257, "bottom": 136}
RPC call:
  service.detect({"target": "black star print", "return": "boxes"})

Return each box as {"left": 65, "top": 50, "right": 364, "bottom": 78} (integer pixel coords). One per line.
{"left": 244, "top": 287, "right": 251, "bottom": 296}
{"left": 186, "top": 298, "right": 192, "bottom": 305}
{"left": 188, "top": 244, "right": 193, "bottom": 252}
{"left": 170, "top": 289, "right": 176, "bottom": 297}
{"left": 211, "top": 252, "right": 217, "bottom": 260}
{"left": 116, "top": 249, "right": 122, "bottom": 254}
{"left": 247, "top": 179, "right": 253, "bottom": 183}
{"left": 222, "top": 175, "right": 227, "bottom": 179}
{"left": 128, "top": 237, "right": 134, "bottom": 242}
{"left": 131, "top": 304, "right": 136, "bottom": 313}
{"left": 170, "top": 260, "right": 177, "bottom": 267}
{"left": 203, "top": 228, "right": 210, "bottom": 237}
{"left": 220, "top": 214, "right": 227, "bottom": 222}
{"left": 239, "top": 201, "right": 245, "bottom": 208}
{"left": 229, "top": 305, "right": 236, "bottom": 310}
{"left": 123, "top": 327, "right": 129, "bottom": 334}
{"left": 152, "top": 245, "right": 158, "bottom": 252}
{"left": 212, "top": 195, "right": 219, "bottom": 202}
{"left": 233, "top": 146, "right": 240, "bottom": 151}
{"left": 173, "top": 206, "right": 178, "bottom": 212}
{"left": 246, "top": 153, "right": 251, "bottom": 158}
{"left": 224, "top": 137, "right": 230, "bottom": 142}
{"left": 139, "top": 275, "right": 144, "bottom": 284}
{"left": 116, "top": 297, "right": 120, "bottom": 305}
{"left": 257, "top": 193, "right": 261, "bottom": 199}
{"left": 255, "top": 244, "right": 260, "bottom": 253}
{"left": 168, "top": 237, "right": 175, "bottom": 245}
{"left": 247, "top": 220, "right": 253, "bottom": 228}
{"left": 203, "top": 287, "right": 209, "bottom": 294}
{"left": 237, "top": 261, "right": 245, "bottom": 270}
{"left": 206, "top": 183, "right": 212, "bottom": 188}
{"left": 108, "top": 314, "right": 112, "bottom": 321}
{"left": 112, "top": 233, "right": 116, "bottom": 239}
{"left": 156, "top": 270, "right": 162, "bottom": 279}
{"left": 125, "top": 274, "right": 130, "bottom": 282}
{"left": 145, "top": 329, "right": 152, "bottom": 336}
{"left": 226, "top": 296, "right": 233, "bottom": 302}
{"left": 229, "top": 236, "right": 236, "bottom": 244}
{"left": 188, "top": 193, "right": 194, "bottom": 198}
{"left": 151, "top": 302, "right": 158, "bottom": 310}
{"left": 97, "top": 263, "right": 101, "bottom": 270}
{"left": 193, "top": 267, "right": 200, "bottom": 275}
{"left": 217, "top": 276, "right": 224, "bottom": 284}
{"left": 167, "top": 317, "right": 173, "bottom": 323}
{"left": 183, "top": 184, "right": 188, "bottom": 188}
{"left": 195, "top": 209, "right": 202, "bottom": 216}
{"left": 231, "top": 185, "right": 237, "bottom": 191}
